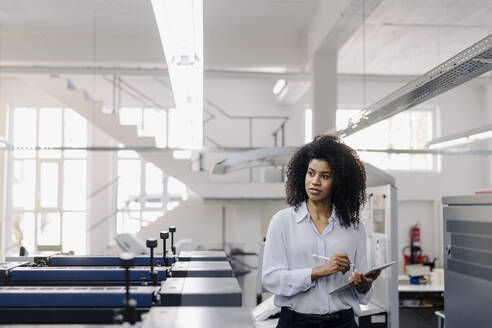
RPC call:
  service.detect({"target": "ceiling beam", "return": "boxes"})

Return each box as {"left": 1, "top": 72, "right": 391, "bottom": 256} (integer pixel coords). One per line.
{"left": 307, "top": 0, "right": 383, "bottom": 57}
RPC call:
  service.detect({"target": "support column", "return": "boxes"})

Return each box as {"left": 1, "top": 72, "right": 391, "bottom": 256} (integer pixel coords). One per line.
{"left": 311, "top": 50, "right": 337, "bottom": 137}
{"left": 86, "top": 124, "right": 117, "bottom": 255}
{"left": 228, "top": 203, "right": 262, "bottom": 308}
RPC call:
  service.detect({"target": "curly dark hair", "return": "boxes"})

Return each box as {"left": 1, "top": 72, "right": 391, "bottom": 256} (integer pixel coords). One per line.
{"left": 285, "top": 135, "right": 366, "bottom": 228}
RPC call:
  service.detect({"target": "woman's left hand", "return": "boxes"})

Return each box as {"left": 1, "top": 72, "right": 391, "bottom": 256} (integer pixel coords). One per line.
{"left": 348, "top": 269, "right": 381, "bottom": 293}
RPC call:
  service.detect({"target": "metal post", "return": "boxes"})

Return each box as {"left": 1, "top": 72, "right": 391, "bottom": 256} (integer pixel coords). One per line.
{"left": 222, "top": 205, "right": 226, "bottom": 250}
{"left": 117, "top": 76, "right": 122, "bottom": 113}
{"left": 124, "top": 268, "right": 130, "bottom": 305}
{"left": 166, "top": 110, "right": 170, "bottom": 148}
{"left": 249, "top": 118, "right": 253, "bottom": 182}
{"left": 112, "top": 76, "right": 116, "bottom": 114}
{"left": 281, "top": 123, "right": 285, "bottom": 147}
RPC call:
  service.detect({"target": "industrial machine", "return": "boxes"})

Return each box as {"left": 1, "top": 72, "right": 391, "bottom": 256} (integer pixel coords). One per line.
{"left": 2, "top": 228, "right": 232, "bottom": 286}
{"left": 358, "top": 170, "right": 398, "bottom": 328}
{"left": 0, "top": 253, "right": 158, "bottom": 324}
{"left": 0, "top": 226, "right": 242, "bottom": 324}
{"left": 442, "top": 194, "right": 492, "bottom": 328}
{"left": 141, "top": 307, "right": 255, "bottom": 327}
{"left": 6, "top": 228, "right": 178, "bottom": 267}
{"left": 177, "top": 250, "right": 228, "bottom": 262}
{"left": 0, "top": 253, "right": 242, "bottom": 324}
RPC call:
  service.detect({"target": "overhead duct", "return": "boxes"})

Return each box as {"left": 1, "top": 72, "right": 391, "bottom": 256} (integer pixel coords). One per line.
{"left": 336, "top": 34, "right": 492, "bottom": 138}
{"left": 212, "top": 35, "right": 492, "bottom": 175}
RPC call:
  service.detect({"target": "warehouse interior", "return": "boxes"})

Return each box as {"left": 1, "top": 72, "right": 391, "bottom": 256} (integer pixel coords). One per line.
{"left": 0, "top": 0, "right": 491, "bottom": 327}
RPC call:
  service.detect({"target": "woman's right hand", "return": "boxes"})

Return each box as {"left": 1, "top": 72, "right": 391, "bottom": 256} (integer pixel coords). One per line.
{"left": 311, "top": 254, "right": 351, "bottom": 280}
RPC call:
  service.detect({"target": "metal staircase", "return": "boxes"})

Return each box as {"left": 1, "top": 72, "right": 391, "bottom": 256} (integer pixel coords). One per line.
{"left": 23, "top": 74, "right": 285, "bottom": 200}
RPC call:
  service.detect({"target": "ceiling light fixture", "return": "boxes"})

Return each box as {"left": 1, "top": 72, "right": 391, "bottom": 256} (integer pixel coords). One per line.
{"left": 272, "top": 79, "right": 287, "bottom": 95}
{"left": 151, "top": 0, "right": 203, "bottom": 149}
{"left": 427, "top": 123, "right": 492, "bottom": 149}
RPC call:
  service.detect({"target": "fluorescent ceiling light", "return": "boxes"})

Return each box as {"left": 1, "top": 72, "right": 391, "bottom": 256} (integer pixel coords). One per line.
{"left": 427, "top": 123, "right": 492, "bottom": 149}
{"left": 469, "top": 130, "right": 492, "bottom": 141}
{"left": 305, "top": 109, "right": 313, "bottom": 143}
{"left": 428, "top": 137, "right": 469, "bottom": 150}
{"left": 273, "top": 79, "right": 286, "bottom": 95}
{"left": 151, "top": 0, "right": 203, "bottom": 149}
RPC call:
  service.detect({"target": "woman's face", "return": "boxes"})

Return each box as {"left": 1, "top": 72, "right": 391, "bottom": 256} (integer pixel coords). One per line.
{"left": 305, "top": 159, "right": 333, "bottom": 202}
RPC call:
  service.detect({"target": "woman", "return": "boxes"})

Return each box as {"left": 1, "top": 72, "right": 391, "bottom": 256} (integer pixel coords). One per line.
{"left": 262, "top": 135, "right": 381, "bottom": 328}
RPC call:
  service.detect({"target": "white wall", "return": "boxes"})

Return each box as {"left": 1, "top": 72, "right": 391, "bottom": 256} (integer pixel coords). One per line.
{"left": 397, "top": 201, "right": 437, "bottom": 273}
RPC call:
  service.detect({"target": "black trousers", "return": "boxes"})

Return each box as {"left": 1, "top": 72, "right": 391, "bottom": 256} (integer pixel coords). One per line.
{"left": 277, "top": 307, "right": 359, "bottom": 328}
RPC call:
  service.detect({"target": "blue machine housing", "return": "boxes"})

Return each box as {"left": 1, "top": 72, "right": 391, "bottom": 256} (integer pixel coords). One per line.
{"left": 0, "top": 286, "right": 155, "bottom": 307}
{"left": 48, "top": 255, "right": 175, "bottom": 266}
{"left": 10, "top": 266, "right": 167, "bottom": 281}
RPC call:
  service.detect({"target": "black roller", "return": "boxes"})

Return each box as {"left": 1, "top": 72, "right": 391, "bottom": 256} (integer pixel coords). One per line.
{"left": 119, "top": 252, "right": 135, "bottom": 307}
{"left": 119, "top": 252, "right": 136, "bottom": 269}
{"left": 169, "top": 226, "right": 176, "bottom": 255}
{"left": 160, "top": 231, "right": 169, "bottom": 266}
{"left": 146, "top": 238, "right": 158, "bottom": 285}
{"left": 146, "top": 238, "right": 158, "bottom": 249}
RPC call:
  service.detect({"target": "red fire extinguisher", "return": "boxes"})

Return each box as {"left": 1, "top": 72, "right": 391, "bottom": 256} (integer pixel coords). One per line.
{"left": 411, "top": 224, "right": 420, "bottom": 249}
{"left": 403, "top": 224, "right": 428, "bottom": 270}
{"left": 409, "top": 224, "right": 421, "bottom": 264}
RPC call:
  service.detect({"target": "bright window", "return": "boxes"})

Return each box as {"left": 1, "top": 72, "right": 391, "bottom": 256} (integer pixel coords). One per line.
{"left": 116, "top": 151, "right": 187, "bottom": 234}
{"left": 9, "top": 107, "right": 87, "bottom": 254}
{"left": 337, "top": 107, "right": 436, "bottom": 170}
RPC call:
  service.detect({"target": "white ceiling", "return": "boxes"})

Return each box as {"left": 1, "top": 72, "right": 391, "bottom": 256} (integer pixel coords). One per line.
{"left": 204, "top": 0, "right": 319, "bottom": 71}
{"left": 0, "top": 0, "right": 155, "bottom": 34}
{"left": 0, "top": 0, "right": 490, "bottom": 76}
{"left": 339, "top": 0, "right": 492, "bottom": 75}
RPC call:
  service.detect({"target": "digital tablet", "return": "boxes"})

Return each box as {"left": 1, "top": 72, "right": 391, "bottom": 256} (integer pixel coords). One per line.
{"left": 329, "top": 261, "right": 396, "bottom": 295}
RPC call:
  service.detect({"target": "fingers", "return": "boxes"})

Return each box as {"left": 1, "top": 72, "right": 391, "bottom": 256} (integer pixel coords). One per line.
{"left": 332, "top": 254, "right": 351, "bottom": 272}
{"left": 349, "top": 269, "right": 362, "bottom": 285}
{"left": 333, "top": 254, "right": 351, "bottom": 267}
{"left": 359, "top": 272, "right": 368, "bottom": 283}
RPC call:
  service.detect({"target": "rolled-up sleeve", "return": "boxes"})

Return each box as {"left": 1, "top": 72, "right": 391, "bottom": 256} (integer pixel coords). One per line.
{"left": 352, "top": 223, "right": 374, "bottom": 305}
{"left": 262, "top": 214, "right": 315, "bottom": 297}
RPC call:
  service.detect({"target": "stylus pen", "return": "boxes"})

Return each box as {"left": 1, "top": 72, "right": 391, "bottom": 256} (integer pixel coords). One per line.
{"left": 312, "top": 254, "right": 330, "bottom": 261}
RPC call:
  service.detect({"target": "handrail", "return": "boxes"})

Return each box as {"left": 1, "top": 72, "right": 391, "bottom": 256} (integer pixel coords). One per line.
{"left": 204, "top": 135, "right": 221, "bottom": 148}
{"left": 102, "top": 75, "right": 170, "bottom": 111}
{"left": 97, "top": 74, "right": 289, "bottom": 149}
{"left": 154, "top": 76, "right": 289, "bottom": 147}
{"left": 115, "top": 76, "right": 173, "bottom": 110}
{"left": 101, "top": 75, "right": 219, "bottom": 147}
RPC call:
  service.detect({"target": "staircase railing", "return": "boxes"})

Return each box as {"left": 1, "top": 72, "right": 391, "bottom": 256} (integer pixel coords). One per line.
{"left": 153, "top": 76, "right": 289, "bottom": 148}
